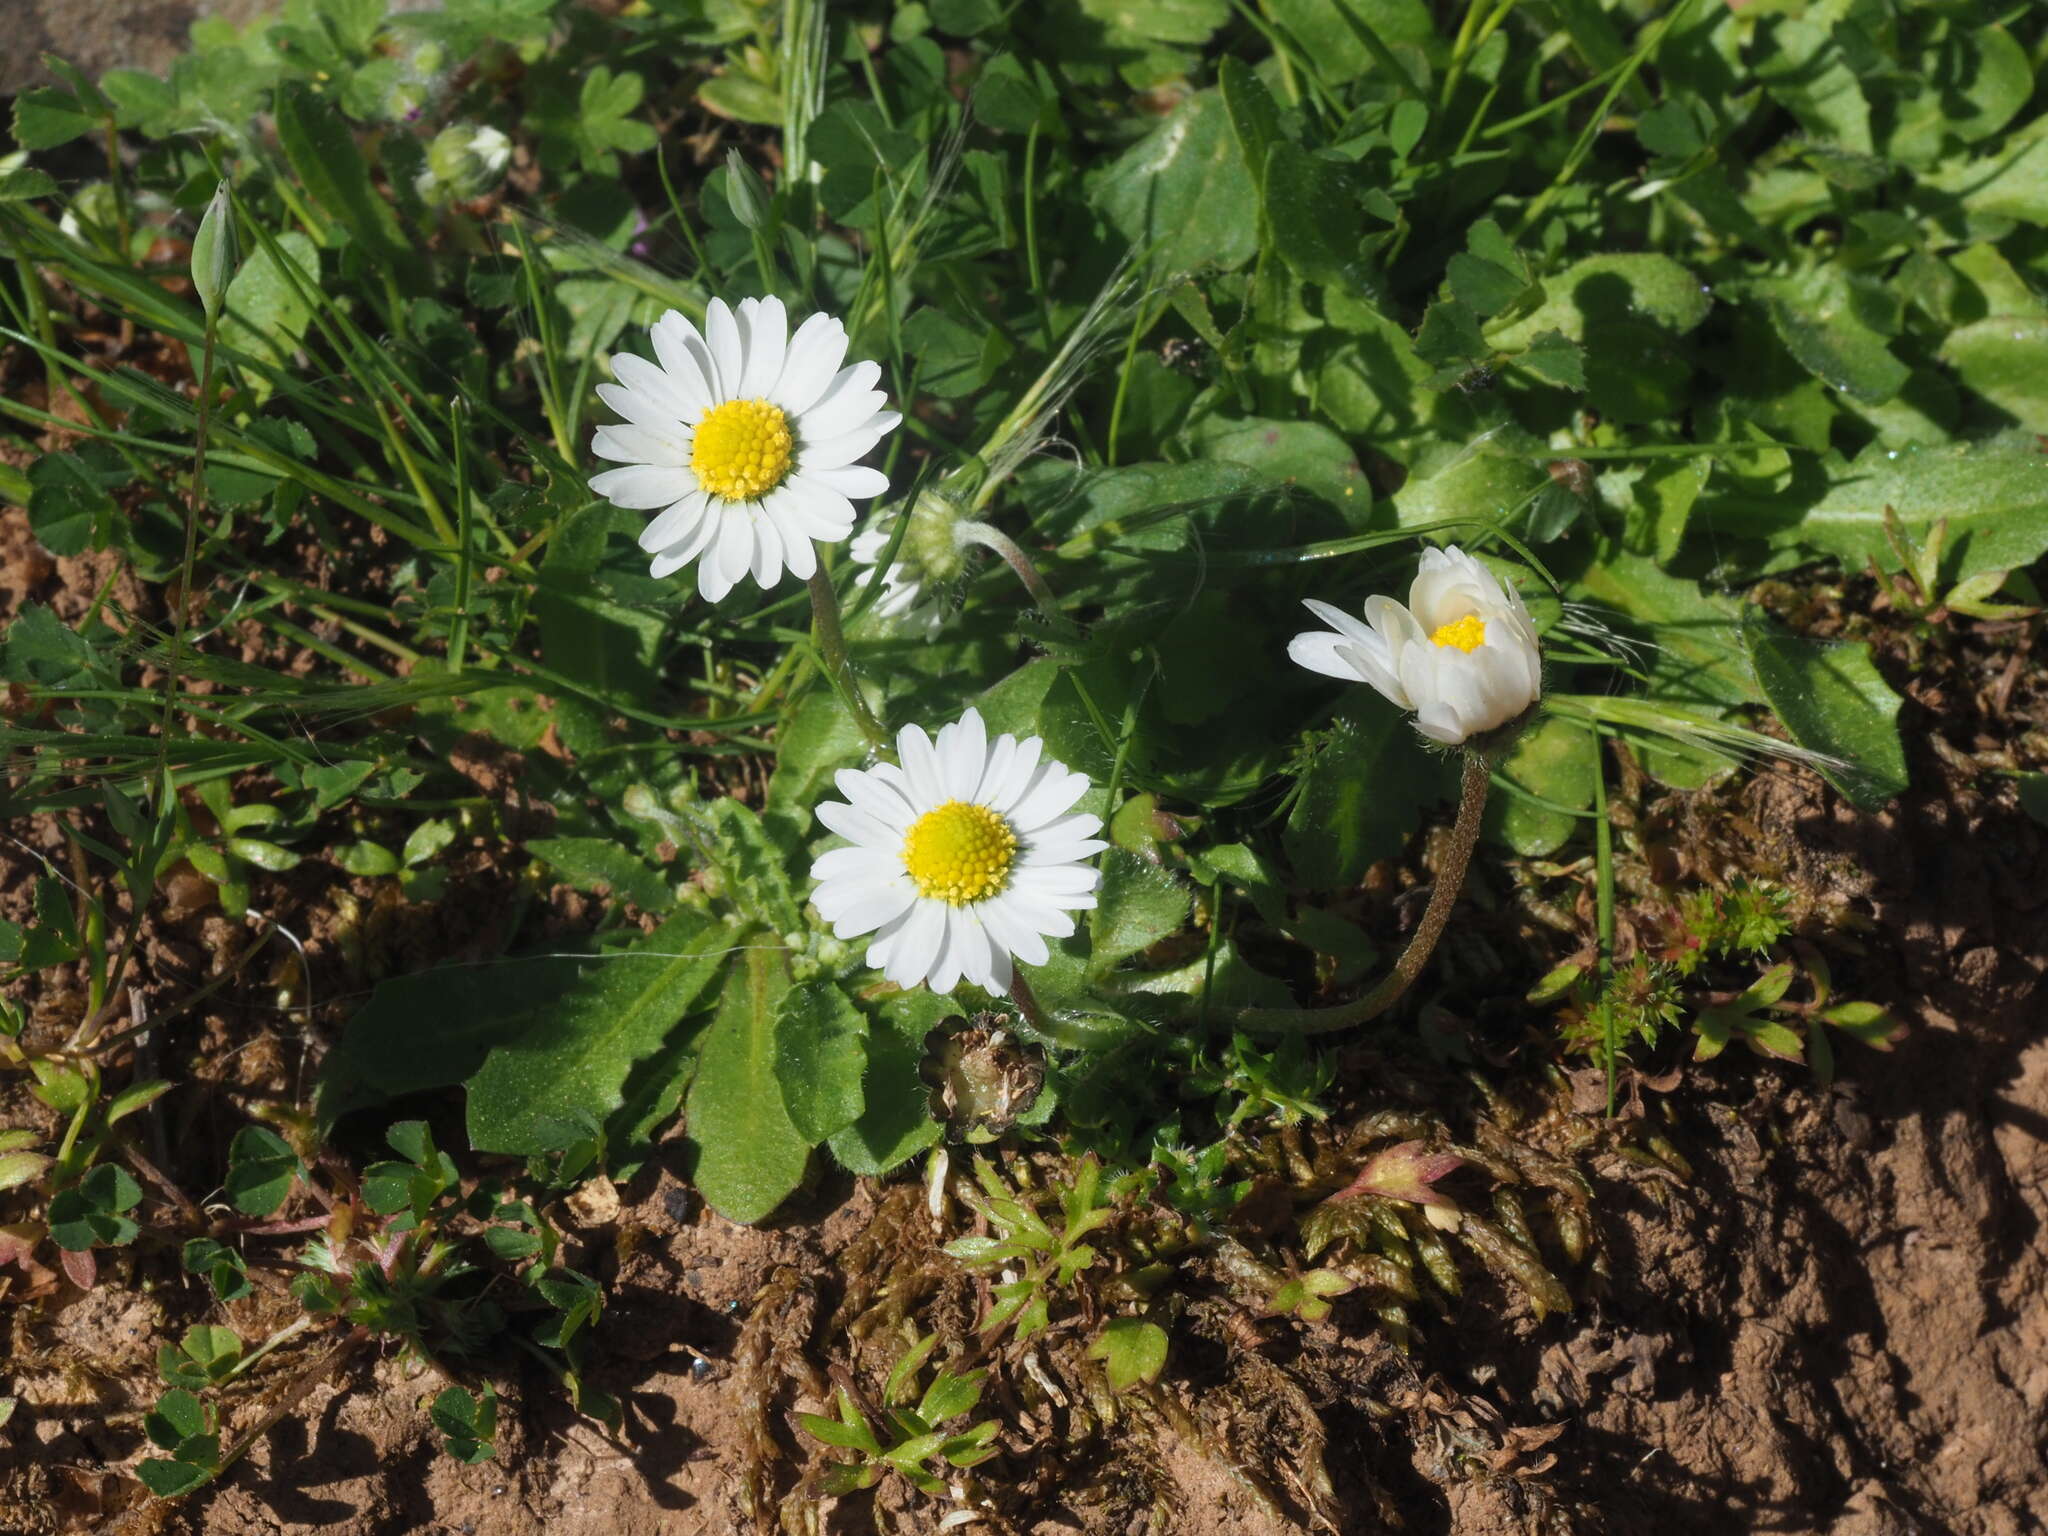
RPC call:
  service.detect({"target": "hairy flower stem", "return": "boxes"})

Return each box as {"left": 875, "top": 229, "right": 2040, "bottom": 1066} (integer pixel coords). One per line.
{"left": 806, "top": 566, "right": 889, "bottom": 753}
{"left": 1008, "top": 968, "right": 1050, "bottom": 1034}
{"left": 954, "top": 520, "right": 1072, "bottom": 633}
{"left": 1225, "top": 752, "right": 1492, "bottom": 1035}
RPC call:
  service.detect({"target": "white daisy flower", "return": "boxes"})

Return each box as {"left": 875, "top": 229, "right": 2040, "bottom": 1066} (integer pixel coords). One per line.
{"left": 1289, "top": 544, "right": 1542, "bottom": 746}
{"left": 849, "top": 513, "right": 946, "bottom": 636}
{"left": 589, "top": 297, "right": 901, "bottom": 603}
{"left": 808, "top": 708, "right": 1106, "bottom": 996}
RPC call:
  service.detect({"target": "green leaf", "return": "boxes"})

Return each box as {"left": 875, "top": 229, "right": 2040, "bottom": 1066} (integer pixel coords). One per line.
{"left": 1515, "top": 329, "right": 1586, "bottom": 391}
{"left": 1483, "top": 717, "right": 1596, "bottom": 857}
{"left": 0, "top": 168, "right": 59, "bottom": 202}
{"left": 224, "top": 1126, "right": 299, "bottom": 1216}
{"left": 1718, "top": 441, "right": 2048, "bottom": 584}
{"left": 1087, "top": 1317, "right": 1168, "bottom": 1392}
{"left": 0, "top": 1150, "right": 52, "bottom": 1193}
{"left": 28, "top": 447, "right": 122, "bottom": 558}
{"left": 273, "top": 81, "right": 407, "bottom": 263}
{"left": 799, "top": 1410, "right": 880, "bottom": 1452}
{"left": 525, "top": 837, "right": 671, "bottom": 913}
{"left": 766, "top": 690, "right": 866, "bottom": 816}
{"left": 1941, "top": 317, "right": 2048, "bottom": 432}
{"left": 402, "top": 818, "right": 456, "bottom": 868}
{"left": 333, "top": 841, "right": 401, "bottom": 877}
{"left": 1088, "top": 851, "right": 1188, "bottom": 979}
{"left": 1093, "top": 89, "right": 1257, "bottom": 276}
{"left": 1763, "top": 266, "right": 1909, "bottom": 406}
{"left": 12, "top": 87, "right": 94, "bottom": 150}
{"left": 918, "top": 1367, "right": 986, "bottom": 1425}
{"left": 1489, "top": 253, "right": 1710, "bottom": 348}
{"left": 1219, "top": 55, "right": 1283, "bottom": 192}
{"left": 136, "top": 1458, "right": 214, "bottom": 1498}
{"left": 827, "top": 990, "right": 949, "bottom": 1176}
{"left": 1283, "top": 703, "right": 1444, "bottom": 889}
{"left": 144, "top": 1389, "right": 209, "bottom": 1451}
{"left": 217, "top": 231, "right": 319, "bottom": 386}
{"left": 465, "top": 912, "right": 731, "bottom": 1156}
{"left": 704, "top": 800, "right": 805, "bottom": 934}
{"left": 773, "top": 982, "right": 868, "bottom": 1145}
{"left": 1263, "top": 141, "right": 1368, "bottom": 291}
{"left": 430, "top": 1386, "right": 497, "bottom": 1463}
{"left": 106, "top": 1079, "right": 172, "bottom": 1125}
{"left": 684, "top": 945, "right": 810, "bottom": 1223}
{"left": 1744, "top": 625, "right": 1908, "bottom": 812}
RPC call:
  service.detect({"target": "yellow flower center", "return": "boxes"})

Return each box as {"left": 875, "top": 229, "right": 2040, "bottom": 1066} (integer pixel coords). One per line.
{"left": 690, "top": 397, "right": 793, "bottom": 502}
{"left": 901, "top": 801, "right": 1018, "bottom": 906}
{"left": 1430, "top": 613, "right": 1488, "bottom": 652}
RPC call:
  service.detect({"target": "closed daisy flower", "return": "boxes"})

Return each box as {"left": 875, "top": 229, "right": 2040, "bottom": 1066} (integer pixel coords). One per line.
{"left": 809, "top": 708, "right": 1105, "bottom": 996}
{"left": 849, "top": 512, "right": 946, "bottom": 636}
{"left": 1290, "top": 544, "right": 1541, "bottom": 746}
{"left": 589, "top": 297, "right": 900, "bottom": 603}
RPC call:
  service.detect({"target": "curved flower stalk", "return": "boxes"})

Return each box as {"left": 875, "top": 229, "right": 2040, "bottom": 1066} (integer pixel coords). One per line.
{"left": 1288, "top": 545, "right": 1541, "bottom": 747}
{"left": 1234, "top": 545, "right": 1546, "bottom": 1036}
{"left": 809, "top": 708, "right": 1105, "bottom": 998}
{"left": 589, "top": 297, "right": 900, "bottom": 603}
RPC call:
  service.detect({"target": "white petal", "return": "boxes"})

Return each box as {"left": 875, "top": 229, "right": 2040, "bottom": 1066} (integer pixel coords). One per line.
{"left": 611, "top": 353, "right": 700, "bottom": 426}
{"left": 773, "top": 312, "right": 851, "bottom": 415}
{"left": 974, "top": 734, "right": 1018, "bottom": 806}
{"left": 1013, "top": 864, "right": 1100, "bottom": 898}
{"left": 713, "top": 509, "right": 755, "bottom": 591}
{"left": 1025, "top": 840, "right": 1108, "bottom": 867}
{"left": 802, "top": 463, "right": 892, "bottom": 501}
{"left": 649, "top": 310, "right": 717, "bottom": 411}
{"left": 778, "top": 476, "right": 860, "bottom": 538}
{"left": 596, "top": 380, "right": 688, "bottom": 431}
{"left": 947, "top": 909, "right": 996, "bottom": 994}
{"left": 987, "top": 735, "right": 1044, "bottom": 813}
{"left": 897, "top": 722, "right": 944, "bottom": 808}
{"left": 1029, "top": 812, "right": 1102, "bottom": 847}
{"left": 650, "top": 505, "right": 722, "bottom": 577}
{"left": 764, "top": 499, "right": 818, "bottom": 581}
{"left": 593, "top": 423, "right": 689, "bottom": 465}
{"left": 817, "top": 876, "right": 915, "bottom": 935}
{"left": 979, "top": 897, "right": 1049, "bottom": 968}
{"left": 639, "top": 490, "right": 712, "bottom": 554}
{"left": 760, "top": 486, "right": 839, "bottom": 567}
{"left": 1005, "top": 896, "right": 1079, "bottom": 937}
{"left": 800, "top": 425, "right": 894, "bottom": 471}
{"left": 1010, "top": 765, "right": 1093, "bottom": 832}
{"left": 937, "top": 709, "right": 988, "bottom": 801}
{"left": 836, "top": 767, "right": 918, "bottom": 831}
{"left": 704, "top": 298, "right": 743, "bottom": 399}
{"left": 884, "top": 900, "right": 947, "bottom": 989}
{"left": 1301, "top": 597, "right": 1378, "bottom": 653}
{"left": 817, "top": 798, "right": 898, "bottom": 850}
{"left": 736, "top": 296, "right": 789, "bottom": 398}
{"left": 811, "top": 844, "right": 901, "bottom": 881}
{"left": 1289, "top": 630, "right": 1368, "bottom": 686}
{"left": 696, "top": 549, "right": 737, "bottom": 602}
{"left": 591, "top": 464, "right": 696, "bottom": 510}
{"left": 801, "top": 361, "right": 884, "bottom": 438}
{"left": 749, "top": 510, "right": 784, "bottom": 590}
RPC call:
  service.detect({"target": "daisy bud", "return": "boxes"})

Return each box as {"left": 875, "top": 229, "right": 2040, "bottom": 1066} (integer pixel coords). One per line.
{"left": 1289, "top": 544, "right": 1542, "bottom": 748}
{"left": 418, "top": 124, "right": 511, "bottom": 203}
{"left": 190, "top": 180, "right": 233, "bottom": 322}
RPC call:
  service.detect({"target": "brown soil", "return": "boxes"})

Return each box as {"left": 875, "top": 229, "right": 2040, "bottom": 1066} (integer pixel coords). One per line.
{"left": 3, "top": 551, "right": 2045, "bottom": 1534}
